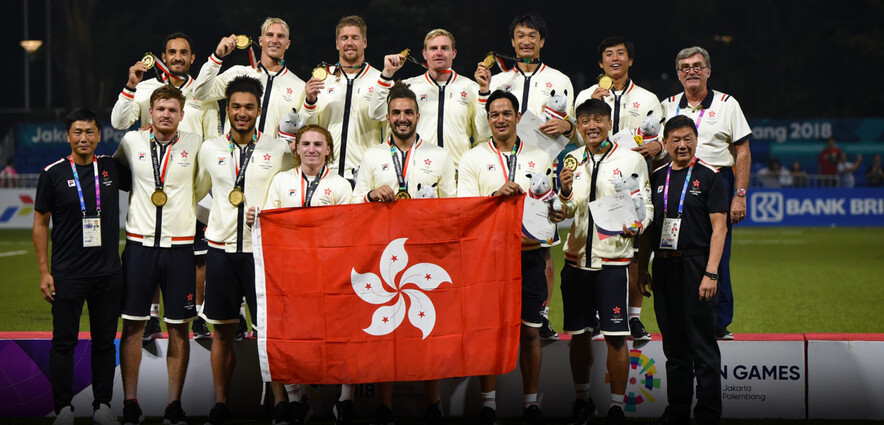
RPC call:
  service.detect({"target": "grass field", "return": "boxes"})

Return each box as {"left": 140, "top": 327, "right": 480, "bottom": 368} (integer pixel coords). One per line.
{"left": 2, "top": 227, "right": 883, "bottom": 334}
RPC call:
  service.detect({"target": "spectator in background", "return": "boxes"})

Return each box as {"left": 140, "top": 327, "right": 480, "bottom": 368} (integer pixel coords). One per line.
{"left": 0, "top": 158, "right": 17, "bottom": 188}
{"left": 837, "top": 152, "right": 862, "bottom": 188}
{"left": 817, "top": 138, "right": 841, "bottom": 187}
{"left": 866, "top": 154, "right": 883, "bottom": 186}
{"left": 790, "top": 161, "right": 809, "bottom": 188}
{"left": 757, "top": 158, "right": 792, "bottom": 188}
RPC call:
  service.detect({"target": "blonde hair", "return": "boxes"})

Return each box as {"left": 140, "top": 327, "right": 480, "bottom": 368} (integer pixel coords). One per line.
{"left": 336, "top": 15, "right": 367, "bottom": 39}
{"left": 423, "top": 29, "right": 455, "bottom": 49}
{"left": 292, "top": 125, "right": 335, "bottom": 167}
{"left": 261, "top": 17, "right": 290, "bottom": 37}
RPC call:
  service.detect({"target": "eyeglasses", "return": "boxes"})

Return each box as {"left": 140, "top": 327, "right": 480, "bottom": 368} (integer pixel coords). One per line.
{"left": 678, "top": 65, "right": 708, "bottom": 74}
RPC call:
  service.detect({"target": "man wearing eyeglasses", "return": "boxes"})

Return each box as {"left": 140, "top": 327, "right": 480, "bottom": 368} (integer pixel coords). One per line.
{"left": 647, "top": 46, "right": 751, "bottom": 341}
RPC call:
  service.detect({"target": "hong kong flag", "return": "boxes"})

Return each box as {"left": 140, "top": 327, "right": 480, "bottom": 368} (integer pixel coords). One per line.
{"left": 252, "top": 196, "right": 524, "bottom": 384}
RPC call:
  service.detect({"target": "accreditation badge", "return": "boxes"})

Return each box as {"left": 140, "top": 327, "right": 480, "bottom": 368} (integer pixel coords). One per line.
{"left": 82, "top": 216, "right": 102, "bottom": 247}
{"left": 659, "top": 217, "right": 681, "bottom": 250}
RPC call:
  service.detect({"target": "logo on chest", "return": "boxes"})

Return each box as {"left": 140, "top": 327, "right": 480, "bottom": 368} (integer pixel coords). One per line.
{"left": 689, "top": 179, "right": 702, "bottom": 195}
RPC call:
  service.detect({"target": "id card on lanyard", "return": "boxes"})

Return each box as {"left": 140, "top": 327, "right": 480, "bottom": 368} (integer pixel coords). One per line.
{"left": 69, "top": 157, "right": 102, "bottom": 247}
{"left": 659, "top": 158, "right": 696, "bottom": 250}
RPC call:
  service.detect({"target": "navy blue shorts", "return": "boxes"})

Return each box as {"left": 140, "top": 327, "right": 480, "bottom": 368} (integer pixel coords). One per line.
{"left": 521, "top": 249, "right": 548, "bottom": 327}
{"left": 560, "top": 264, "right": 629, "bottom": 336}
{"left": 202, "top": 248, "right": 256, "bottom": 324}
{"left": 194, "top": 221, "right": 208, "bottom": 256}
{"left": 121, "top": 242, "right": 197, "bottom": 323}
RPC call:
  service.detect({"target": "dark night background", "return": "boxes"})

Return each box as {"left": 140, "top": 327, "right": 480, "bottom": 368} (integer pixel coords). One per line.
{"left": 2, "top": 0, "right": 883, "bottom": 130}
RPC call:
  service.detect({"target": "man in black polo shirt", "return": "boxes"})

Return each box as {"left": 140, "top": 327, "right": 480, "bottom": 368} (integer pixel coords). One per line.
{"left": 33, "top": 109, "right": 128, "bottom": 425}
{"left": 638, "top": 115, "right": 727, "bottom": 425}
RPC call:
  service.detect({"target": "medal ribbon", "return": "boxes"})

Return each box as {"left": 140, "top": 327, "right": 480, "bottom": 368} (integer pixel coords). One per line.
{"left": 676, "top": 105, "right": 706, "bottom": 129}
{"left": 663, "top": 157, "right": 697, "bottom": 218}
{"left": 149, "top": 130, "right": 179, "bottom": 191}
{"left": 486, "top": 51, "right": 542, "bottom": 73}
{"left": 490, "top": 138, "right": 522, "bottom": 182}
{"left": 389, "top": 137, "right": 419, "bottom": 191}
{"left": 586, "top": 142, "right": 613, "bottom": 257}
{"left": 149, "top": 54, "right": 184, "bottom": 82}
{"left": 300, "top": 165, "right": 328, "bottom": 207}
{"left": 68, "top": 156, "right": 101, "bottom": 216}
{"left": 227, "top": 132, "right": 259, "bottom": 191}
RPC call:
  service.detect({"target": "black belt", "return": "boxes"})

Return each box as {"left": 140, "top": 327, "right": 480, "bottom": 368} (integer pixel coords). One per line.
{"left": 655, "top": 248, "right": 707, "bottom": 258}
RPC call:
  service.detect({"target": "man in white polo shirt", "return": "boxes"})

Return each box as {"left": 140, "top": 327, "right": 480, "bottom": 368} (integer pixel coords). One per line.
{"left": 574, "top": 35, "right": 663, "bottom": 343}
{"left": 458, "top": 90, "right": 560, "bottom": 425}
{"left": 298, "top": 15, "right": 385, "bottom": 181}
{"left": 369, "top": 28, "right": 489, "bottom": 167}
{"left": 194, "top": 17, "right": 306, "bottom": 139}
{"left": 645, "top": 46, "right": 752, "bottom": 340}
{"left": 195, "top": 76, "right": 293, "bottom": 424}
{"left": 113, "top": 85, "right": 203, "bottom": 425}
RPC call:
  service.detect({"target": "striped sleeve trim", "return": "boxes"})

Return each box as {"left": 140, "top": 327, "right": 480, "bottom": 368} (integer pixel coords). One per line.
{"left": 209, "top": 54, "right": 223, "bottom": 65}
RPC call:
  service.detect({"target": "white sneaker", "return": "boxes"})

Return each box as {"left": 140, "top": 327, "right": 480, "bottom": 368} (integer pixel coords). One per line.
{"left": 53, "top": 406, "right": 74, "bottom": 425}
{"left": 93, "top": 403, "right": 121, "bottom": 425}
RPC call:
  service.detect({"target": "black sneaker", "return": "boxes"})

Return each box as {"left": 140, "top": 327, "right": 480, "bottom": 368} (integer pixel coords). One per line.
{"left": 234, "top": 315, "right": 247, "bottom": 342}
{"left": 715, "top": 327, "right": 734, "bottom": 340}
{"left": 372, "top": 404, "right": 394, "bottom": 425}
{"left": 539, "top": 316, "right": 559, "bottom": 341}
{"left": 272, "top": 402, "right": 290, "bottom": 425}
{"left": 143, "top": 317, "right": 162, "bottom": 341}
{"left": 629, "top": 318, "right": 652, "bottom": 341}
{"left": 522, "top": 405, "right": 545, "bottom": 425}
{"left": 566, "top": 398, "right": 597, "bottom": 425}
{"left": 163, "top": 400, "right": 187, "bottom": 425}
{"left": 333, "top": 400, "right": 354, "bottom": 425}
{"left": 605, "top": 405, "right": 625, "bottom": 425}
{"left": 424, "top": 402, "right": 444, "bottom": 425}
{"left": 290, "top": 400, "right": 312, "bottom": 425}
{"left": 479, "top": 406, "right": 496, "bottom": 425}
{"left": 192, "top": 317, "right": 211, "bottom": 340}
{"left": 205, "top": 402, "right": 231, "bottom": 425}
{"left": 122, "top": 400, "right": 143, "bottom": 425}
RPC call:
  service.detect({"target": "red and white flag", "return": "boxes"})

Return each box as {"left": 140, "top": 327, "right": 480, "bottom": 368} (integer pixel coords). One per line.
{"left": 253, "top": 196, "right": 524, "bottom": 384}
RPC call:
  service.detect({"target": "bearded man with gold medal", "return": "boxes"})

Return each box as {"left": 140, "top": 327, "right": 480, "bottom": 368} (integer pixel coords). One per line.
{"left": 112, "top": 85, "right": 204, "bottom": 425}
{"left": 194, "top": 76, "right": 293, "bottom": 424}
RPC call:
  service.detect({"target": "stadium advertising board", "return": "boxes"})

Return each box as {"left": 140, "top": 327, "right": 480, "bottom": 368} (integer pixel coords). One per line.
{"left": 747, "top": 188, "right": 884, "bottom": 227}
{"left": 748, "top": 118, "right": 884, "bottom": 143}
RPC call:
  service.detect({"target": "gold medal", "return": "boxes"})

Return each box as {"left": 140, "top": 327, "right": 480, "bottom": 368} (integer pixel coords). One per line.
{"left": 141, "top": 53, "right": 155, "bottom": 69}
{"left": 312, "top": 66, "right": 328, "bottom": 81}
{"left": 399, "top": 48, "right": 410, "bottom": 59}
{"left": 151, "top": 189, "right": 167, "bottom": 207}
{"left": 563, "top": 156, "right": 579, "bottom": 171}
{"left": 396, "top": 189, "right": 411, "bottom": 200}
{"left": 634, "top": 135, "right": 645, "bottom": 146}
{"left": 228, "top": 188, "right": 245, "bottom": 206}
{"left": 483, "top": 52, "right": 496, "bottom": 69}
{"left": 235, "top": 35, "right": 251, "bottom": 50}
{"left": 598, "top": 74, "right": 613, "bottom": 90}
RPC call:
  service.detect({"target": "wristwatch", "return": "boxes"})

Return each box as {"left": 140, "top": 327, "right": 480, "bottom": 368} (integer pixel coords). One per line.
{"left": 735, "top": 188, "right": 747, "bottom": 197}
{"left": 704, "top": 271, "right": 719, "bottom": 280}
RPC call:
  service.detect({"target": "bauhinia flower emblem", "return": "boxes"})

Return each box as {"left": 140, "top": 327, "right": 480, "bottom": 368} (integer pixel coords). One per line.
{"left": 351, "top": 238, "right": 452, "bottom": 339}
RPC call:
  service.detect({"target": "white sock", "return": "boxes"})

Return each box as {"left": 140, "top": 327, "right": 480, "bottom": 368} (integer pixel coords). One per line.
{"left": 541, "top": 306, "right": 550, "bottom": 318}
{"left": 610, "top": 393, "right": 625, "bottom": 408}
{"left": 285, "top": 384, "right": 302, "bottom": 402}
{"left": 339, "top": 384, "right": 354, "bottom": 401}
{"left": 523, "top": 393, "right": 538, "bottom": 407}
{"left": 239, "top": 304, "right": 246, "bottom": 317}
{"left": 628, "top": 307, "right": 641, "bottom": 320}
{"left": 574, "top": 383, "right": 590, "bottom": 401}
{"left": 195, "top": 304, "right": 202, "bottom": 315}
{"left": 481, "top": 391, "right": 496, "bottom": 410}
{"left": 150, "top": 304, "right": 160, "bottom": 318}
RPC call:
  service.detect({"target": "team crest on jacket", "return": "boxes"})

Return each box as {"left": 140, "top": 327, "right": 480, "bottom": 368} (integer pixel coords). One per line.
{"left": 352, "top": 238, "right": 452, "bottom": 339}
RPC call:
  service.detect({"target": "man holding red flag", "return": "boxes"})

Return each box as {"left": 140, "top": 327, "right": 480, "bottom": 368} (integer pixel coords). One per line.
{"left": 352, "top": 81, "right": 455, "bottom": 425}
{"left": 458, "top": 90, "right": 561, "bottom": 425}
{"left": 195, "top": 76, "right": 292, "bottom": 425}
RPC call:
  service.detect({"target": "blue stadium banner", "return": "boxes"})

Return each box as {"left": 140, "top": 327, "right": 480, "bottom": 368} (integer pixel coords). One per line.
{"left": 748, "top": 118, "right": 884, "bottom": 143}
{"left": 747, "top": 189, "right": 884, "bottom": 227}
{"left": 15, "top": 122, "right": 128, "bottom": 147}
